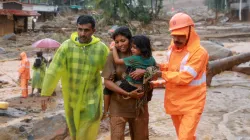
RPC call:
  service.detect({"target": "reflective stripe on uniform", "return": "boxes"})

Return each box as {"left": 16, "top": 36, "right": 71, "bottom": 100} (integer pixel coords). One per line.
{"left": 167, "top": 50, "right": 205, "bottom": 86}
{"left": 166, "top": 49, "right": 172, "bottom": 63}
{"left": 182, "top": 65, "right": 197, "bottom": 78}
{"left": 189, "top": 72, "right": 206, "bottom": 86}
{"left": 180, "top": 53, "right": 189, "bottom": 71}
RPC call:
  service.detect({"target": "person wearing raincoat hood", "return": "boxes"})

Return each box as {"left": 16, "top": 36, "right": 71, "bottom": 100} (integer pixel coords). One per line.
{"left": 153, "top": 13, "right": 209, "bottom": 139}
{"left": 18, "top": 52, "right": 30, "bottom": 98}
{"left": 41, "top": 15, "right": 109, "bottom": 140}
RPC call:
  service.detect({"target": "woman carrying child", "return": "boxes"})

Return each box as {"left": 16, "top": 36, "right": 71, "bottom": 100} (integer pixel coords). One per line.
{"left": 102, "top": 27, "right": 156, "bottom": 140}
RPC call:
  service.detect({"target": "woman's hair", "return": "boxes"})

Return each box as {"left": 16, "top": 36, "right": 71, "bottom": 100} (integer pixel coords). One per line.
{"left": 131, "top": 35, "right": 152, "bottom": 58}
{"left": 112, "top": 26, "right": 132, "bottom": 41}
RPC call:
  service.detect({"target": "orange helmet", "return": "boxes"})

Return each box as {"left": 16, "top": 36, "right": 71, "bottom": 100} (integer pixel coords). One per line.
{"left": 169, "top": 13, "right": 194, "bottom": 31}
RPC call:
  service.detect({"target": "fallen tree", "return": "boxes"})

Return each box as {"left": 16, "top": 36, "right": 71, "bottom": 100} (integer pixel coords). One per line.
{"left": 207, "top": 52, "right": 250, "bottom": 86}
{"left": 232, "top": 66, "right": 250, "bottom": 75}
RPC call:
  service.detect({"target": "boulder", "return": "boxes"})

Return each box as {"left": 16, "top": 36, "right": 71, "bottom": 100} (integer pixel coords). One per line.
{"left": 3, "top": 33, "right": 16, "bottom": 41}
{"left": 201, "top": 41, "right": 233, "bottom": 61}
{"left": 0, "top": 47, "right": 5, "bottom": 53}
{"left": 153, "top": 41, "right": 163, "bottom": 46}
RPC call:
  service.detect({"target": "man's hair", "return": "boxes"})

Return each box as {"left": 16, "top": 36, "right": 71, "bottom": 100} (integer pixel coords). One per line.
{"left": 76, "top": 15, "right": 96, "bottom": 29}
{"left": 112, "top": 26, "right": 132, "bottom": 41}
{"left": 36, "top": 51, "right": 43, "bottom": 57}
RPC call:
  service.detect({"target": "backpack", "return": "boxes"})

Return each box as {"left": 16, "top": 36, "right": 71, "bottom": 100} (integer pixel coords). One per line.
{"left": 33, "top": 57, "right": 42, "bottom": 68}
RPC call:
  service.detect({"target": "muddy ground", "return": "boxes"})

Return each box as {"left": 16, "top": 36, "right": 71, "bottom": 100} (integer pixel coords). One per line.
{"left": 1, "top": 47, "right": 250, "bottom": 140}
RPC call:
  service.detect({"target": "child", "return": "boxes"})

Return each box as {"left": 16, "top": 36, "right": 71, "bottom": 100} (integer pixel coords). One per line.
{"left": 31, "top": 51, "right": 47, "bottom": 96}
{"left": 102, "top": 35, "right": 156, "bottom": 119}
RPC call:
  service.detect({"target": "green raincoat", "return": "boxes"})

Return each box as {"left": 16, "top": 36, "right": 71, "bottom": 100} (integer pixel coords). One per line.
{"left": 41, "top": 32, "right": 109, "bottom": 140}
{"left": 32, "top": 58, "right": 46, "bottom": 89}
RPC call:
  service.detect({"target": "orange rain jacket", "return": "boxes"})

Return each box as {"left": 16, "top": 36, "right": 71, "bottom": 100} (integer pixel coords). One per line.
{"left": 160, "top": 26, "right": 209, "bottom": 115}
{"left": 18, "top": 52, "right": 30, "bottom": 80}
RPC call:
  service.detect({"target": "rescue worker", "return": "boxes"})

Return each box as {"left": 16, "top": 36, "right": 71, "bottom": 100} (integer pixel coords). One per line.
{"left": 40, "top": 15, "right": 109, "bottom": 140}
{"left": 18, "top": 52, "right": 30, "bottom": 98}
{"left": 154, "top": 13, "right": 209, "bottom": 139}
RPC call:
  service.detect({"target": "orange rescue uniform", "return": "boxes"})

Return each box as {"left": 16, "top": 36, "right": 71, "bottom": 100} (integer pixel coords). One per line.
{"left": 159, "top": 26, "right": 209, "bottom": 140}
{"left": 18, "top": 52, "right": 30, "bottom": 98}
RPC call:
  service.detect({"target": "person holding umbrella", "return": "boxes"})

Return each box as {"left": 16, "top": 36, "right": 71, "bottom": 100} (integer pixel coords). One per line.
{"left": 40, "top": 15, "right": 109, "bottom": 140}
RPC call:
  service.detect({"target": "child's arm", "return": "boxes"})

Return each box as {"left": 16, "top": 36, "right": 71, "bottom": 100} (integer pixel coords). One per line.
{"left": 112, "top": 47, "right": 125, "bottom": 65}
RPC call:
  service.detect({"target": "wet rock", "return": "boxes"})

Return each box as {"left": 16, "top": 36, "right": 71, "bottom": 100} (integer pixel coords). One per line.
{"left": 0, "top": 47, "right": 5, "bottom": 53}
{"left": 218, "top": 16, "right": 229, "bottom": 24}
{"left": 31, "top": 114, "right": 68, "bottom": 139}
{"left": 19, "top": 126, "right": 26, "bottom": 132}
{"left": 0, "top": 109, "right": 8, "bottom": 116}
{"left": 153, "top": 41, "right": 163, "bottom": 46}
{"left": 0, "top": 80, "right": 9, "bottom": 84}
{"left": 130, "top": 21, "right": 141, "bottom": 28}
{"left": 6, "top": 107, "right": 27, "bottom": 117}
{"left": 201, "top": 41, "right": 233, "bottom": 61}
{"left": 30, "top": 108, "right": 41, "bottom": 113}
{"left": 27, "top": 135, "right": 34, "bottom": 140}
{"left": 17, "top": 107, "right": 27, "bottom": 111}
{"left": 0, "top": 108, "right": 26, "bottom": 117}
{"left": 2, "top": 33, "right": 16, "bottom": 41}
{"left": 21, "top": 118, "right": 33, "bottom": 123}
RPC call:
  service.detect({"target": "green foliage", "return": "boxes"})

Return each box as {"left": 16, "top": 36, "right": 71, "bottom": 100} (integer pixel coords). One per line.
{"left": 205, "top": 0, "right": 229, "bottom": 12}
{"left": 51, "top": 33, "right": 68, "bottom": 44}
{"left": 93, "top": 0, "right": 163, "bottom": 24}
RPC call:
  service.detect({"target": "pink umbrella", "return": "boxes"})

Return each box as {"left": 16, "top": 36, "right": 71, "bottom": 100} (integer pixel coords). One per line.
{"left": 32, "top": 38, "right": 61, "bottom": 48}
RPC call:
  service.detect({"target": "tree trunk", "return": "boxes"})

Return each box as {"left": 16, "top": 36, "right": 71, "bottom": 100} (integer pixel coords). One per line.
{"left": 207, "top": 52, "right": 250, "bottom": 86}
{"left": 151, "top": 0, "right": 153, "bottom": 13}
{"left": 232, "top": 66, "right": 250, "bottom": 75}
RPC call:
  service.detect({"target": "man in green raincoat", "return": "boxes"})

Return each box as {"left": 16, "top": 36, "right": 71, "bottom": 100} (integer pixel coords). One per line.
{"left": 41, "top": 15, "right": 109, "bottom": 140}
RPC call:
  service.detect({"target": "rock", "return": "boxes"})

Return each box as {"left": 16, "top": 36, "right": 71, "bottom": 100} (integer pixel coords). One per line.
{"left": 27, "top": 135, "right": 34, "bottom": 140}
{"left": 21, "top": 118, "right": 33, "bottom": 123}
{"left": 31, "top": 114, "right": 68, "bottom": 139}
{"left": 5, "top": 107, "right": 27, "bottom": 117}
{"left": 0, "top": 80, "right": 9, "bottom": 84}
{"left": 201, "top": 41, "right": 233, "bottom": 61}
{"left": 130, "top": 21, "right": 141, "bottom": 28}
{"left": 153, "top": 41, "right": 163, "bottom": 46}
{"left": 0, "top": 47, "right": 5, "bottom": 53}
{"left": 3, "top": 33, "right": 16, "bottom": 41}
{"left": 19, "top": 126, "right": 26, "bottom": 132}
{"left": 30, "top": 108, "right": 41, "bottom": 113}
{"left": 218, "top": 16, "right": 229, "bottom": 24}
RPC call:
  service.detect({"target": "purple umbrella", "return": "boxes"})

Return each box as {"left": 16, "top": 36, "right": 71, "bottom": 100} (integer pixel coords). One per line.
{"left": 32, "top": 38, "right": 61, "bottom": 48}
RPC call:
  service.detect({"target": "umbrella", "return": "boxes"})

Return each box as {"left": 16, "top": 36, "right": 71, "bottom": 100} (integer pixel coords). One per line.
{"left": 32, "top": 38, "right": 61, "bottom": 49}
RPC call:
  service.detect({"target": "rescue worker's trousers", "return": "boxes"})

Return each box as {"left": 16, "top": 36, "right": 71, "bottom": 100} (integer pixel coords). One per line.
{"left": 171, "top": 113, "right": 202, "bottom": 140}
{"left": 20, "top": 79, "right": 28, "bottom": 98}
{"left": 110, "top": 105, "right": 149, "bottom": 140}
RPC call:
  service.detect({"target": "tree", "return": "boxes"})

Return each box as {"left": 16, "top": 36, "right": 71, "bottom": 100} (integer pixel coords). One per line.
{"left": 205, "top": 0, "right": 229, "bottom": 19}
{"left": 93, "top": 0, "right": 163, "bottom": 24}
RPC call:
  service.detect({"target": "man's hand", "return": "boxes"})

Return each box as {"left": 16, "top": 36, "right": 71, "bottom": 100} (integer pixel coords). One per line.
{"left": 109, "top": 45, "right": 115, "bottom": 51}
{"left": 129, "top": 89, "right": 144, "bottom": 99}
{"left": 152, "top": 70, "right": 162, "bottom": 80}
{"left": 129, "top": 69, "right": 146, "bottom": 80}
